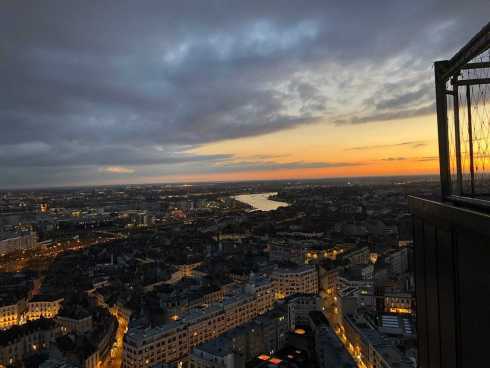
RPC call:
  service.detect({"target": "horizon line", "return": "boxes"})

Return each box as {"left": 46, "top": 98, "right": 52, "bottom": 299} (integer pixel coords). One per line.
{"left": 0, "top": 172, "right": 440, "bottom": 192}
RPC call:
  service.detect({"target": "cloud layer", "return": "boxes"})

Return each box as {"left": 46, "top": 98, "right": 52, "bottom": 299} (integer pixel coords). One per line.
{"left": 0, "top": 0, "right": 488, "bottom": 187}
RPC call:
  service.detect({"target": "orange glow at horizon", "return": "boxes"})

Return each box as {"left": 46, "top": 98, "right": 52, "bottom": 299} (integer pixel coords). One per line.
{"left": 145, "top": 160, "right": 438, "bottom": 184}
{"left": 86, "top": 113, "right": 440, "bottom": 187}
{"left": 178, "top": 113, "right": 440, "bottom": 182}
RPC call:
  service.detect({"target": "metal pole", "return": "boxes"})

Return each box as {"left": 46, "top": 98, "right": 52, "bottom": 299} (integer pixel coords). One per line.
{"left": 466, "top": 85, "right": 475, "bottom": 195}
{"left": 435, "top": 61, "right": 452, "bottom": 199}
{"left": 452, "top": 79, "right": 463, "bottom": 195}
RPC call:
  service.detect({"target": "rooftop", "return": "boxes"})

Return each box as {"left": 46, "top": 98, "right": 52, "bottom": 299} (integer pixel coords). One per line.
{"left": 124, "top": 320, "right": 184, "bottom": 346}
{"left": 57, "top": 305, "right": 91, "bottom": 320}
{"left": 379, "top": 313, "right": 415, "bottom": 336}
{"left": 192, "top": 335, "right": 233, "bottom": 358}
{"left": 308, "top": 310, "right": 329, "bottom": 328}
{"left": 0, "top": 318, "right": 56, "bottom": 346}
{"left": 272, "top": 264, "right": 316, "bottom": 275}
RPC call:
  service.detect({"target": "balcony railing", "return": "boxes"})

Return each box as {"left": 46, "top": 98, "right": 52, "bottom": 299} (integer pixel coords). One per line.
{"left": 436, "top": 22, "right": 490, "bottom": 208}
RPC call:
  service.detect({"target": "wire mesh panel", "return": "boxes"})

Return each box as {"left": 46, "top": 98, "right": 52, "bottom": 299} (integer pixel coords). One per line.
{"left": 446, "top": 90, "right": 458, "bottom": 194}
{"left": 455, "top": 49, "right": 490, "bottom": 196}
{"left": 437, "top": 22, "right": 490, "bottom": 203}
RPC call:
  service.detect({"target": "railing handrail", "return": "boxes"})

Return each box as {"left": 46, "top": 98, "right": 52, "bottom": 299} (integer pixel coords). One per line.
{"left": 439, "top": 22, "right": 490, "bottom": 81}
{"left": 435, "top": 22, "right": 490, "bottom": 201}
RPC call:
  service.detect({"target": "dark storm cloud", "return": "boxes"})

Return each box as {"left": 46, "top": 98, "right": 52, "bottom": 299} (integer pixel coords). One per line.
{"left": 0, "top": 142, "right": 233, "bottom": 167}
{"left": 380, "top": 157, "right": 408, "bottom": 162}
{"left": 346, "top": 141, "right": 429, "bottom": 151}
{"left": 375, "top": 82, "right": 434, "bottom": 111}
{"left": 343, "top": 103, "right": 436, "bottom": 125}
{"left": 207, "top": 160, "right": 363, "bottom": 173}
{"left": 0, "top": 0, "right": 488, "bottom": 186}
{"left": 380, "top": 156, "right": 441, "bottom": 162}
{"left": 415, "top": 156, "right": 439, "bottom": 162}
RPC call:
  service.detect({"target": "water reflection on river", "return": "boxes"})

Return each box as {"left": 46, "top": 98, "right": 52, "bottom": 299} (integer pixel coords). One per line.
{"left": 233, "top": 192, "right": 289, "bottom": 211}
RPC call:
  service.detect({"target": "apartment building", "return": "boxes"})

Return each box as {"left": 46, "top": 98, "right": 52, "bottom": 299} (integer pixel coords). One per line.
{"left": 308, "top": 311, "right": 355, "bottom": 368}
{"left": 383, "top": 293, "right": 413, "bottom": 315}
{"left": 189, "top": 337, "right": 241, "bottom": 368}
{"left": 286, "top": 294, "right": 321, "bottom": 330}
{"left": 342, "top": 313, "right": 413, "bottom": 368}
{"left": 56, "top": 315, "right": 93, "bottom": 335}
{"left": 384, "top": 247, "right": 411, "bottom": 276}
{"left": 268, "top": 240, "right": 306, "bottom": 264}
{"left": 0, "top": 299, "right": 27, "bottom": 330}
{"left": 0, "top": 295, "right": 64, "bottom": 331}
{"left": 189, "top": 306, "right": 288, "bottom": 368}
{"left": 338, "top": 246, "right": 370, "bottom": 265}
{"left": 122, "top": 278, "right": 275, "bottom": 368}
{"left": 272, "top": 265, "right": 318, "bottom": 300}
{"left": 0, "top": 232, "right": 38, "bottom": 255}
{"left": 0, "top": 318, "right": 60, "bottom": 367}
{"left": 27, "top": 296, "right": 64, "bottom": 320}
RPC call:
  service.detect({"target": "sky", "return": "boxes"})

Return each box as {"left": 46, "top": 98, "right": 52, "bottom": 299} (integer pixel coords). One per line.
{"left": 0, "top": 1, "right": 488, "bottom": 188}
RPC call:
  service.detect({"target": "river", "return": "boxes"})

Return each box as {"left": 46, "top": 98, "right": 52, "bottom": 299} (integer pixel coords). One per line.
{"left": 233, "top": 192, "right": 289, "bottom": 211}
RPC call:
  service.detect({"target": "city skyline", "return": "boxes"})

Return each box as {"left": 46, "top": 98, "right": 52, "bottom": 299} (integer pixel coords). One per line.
{"left": 0, "top": 12, "right": 488, "bottom": 367}
{"left": 1, "top": 1, "right": 488, "bottom": 188}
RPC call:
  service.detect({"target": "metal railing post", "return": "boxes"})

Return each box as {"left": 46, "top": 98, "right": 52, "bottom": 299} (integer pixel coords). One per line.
{"left": 435, "top": 61, "right": 452, "bottom": 199}
{"left": 452, "top": 78, "right": 463, "bottom": 195}
{"left": 466, "top": 85, "right": 475, "bottom": 195}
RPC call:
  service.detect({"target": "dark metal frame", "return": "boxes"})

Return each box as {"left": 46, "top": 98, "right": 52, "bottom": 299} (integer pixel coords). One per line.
{"left": 411, "top": 22, "right": 490, "bottom": 368}
{"left": 435, "top": 22, "right": 490, "bottom": 205}
{"left": 409, "top": 195, "right": 490, "bottom": 368}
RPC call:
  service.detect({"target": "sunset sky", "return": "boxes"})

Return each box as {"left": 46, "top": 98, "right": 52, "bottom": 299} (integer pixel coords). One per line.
{"left": 1, "top": 1, "right": 488, "bottom": 188}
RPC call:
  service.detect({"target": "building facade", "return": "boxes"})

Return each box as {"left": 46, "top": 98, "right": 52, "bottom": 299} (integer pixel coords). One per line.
{"left": 271, "top": 265, "right": 318, "bottom": 300}
{"left": 27, "top": 297, "right": 64, "bottom": 321}
{"left": 286, "top": 294, "right": 321, "bottom": 330}
{"left": 0, "top": 319, "right": 60, "bottom": 367}
{"left": 122, "top": 279, "right": 275, "bottom": 368}
{"left": 0, "top": 232, "right": 38, "bottom": 255}
{"left": 0, "top": 299, "right": 27, "bottom": 330}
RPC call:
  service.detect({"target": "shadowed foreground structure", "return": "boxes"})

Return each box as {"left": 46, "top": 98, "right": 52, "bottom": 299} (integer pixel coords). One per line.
{"left": 410, "top": 22, "right": 490, "bottom": 368}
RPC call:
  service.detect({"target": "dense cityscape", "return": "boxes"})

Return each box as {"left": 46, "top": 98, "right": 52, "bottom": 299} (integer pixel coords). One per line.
{"left": 1, "top": 1, "right": 487, "bottom": 367}
{"left": 0, "top": 176, "right": 439, "bottom": 368}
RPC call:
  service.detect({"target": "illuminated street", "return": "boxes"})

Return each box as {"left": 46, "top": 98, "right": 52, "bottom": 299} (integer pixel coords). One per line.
{"left": 0, "top": 232, "right": 123, "bottom": 272}
{"left": 322, "top": 293, "right": 367, "bottom": 368}
{"left": 103, "top": 312, "right": 128, "bottom": 368}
